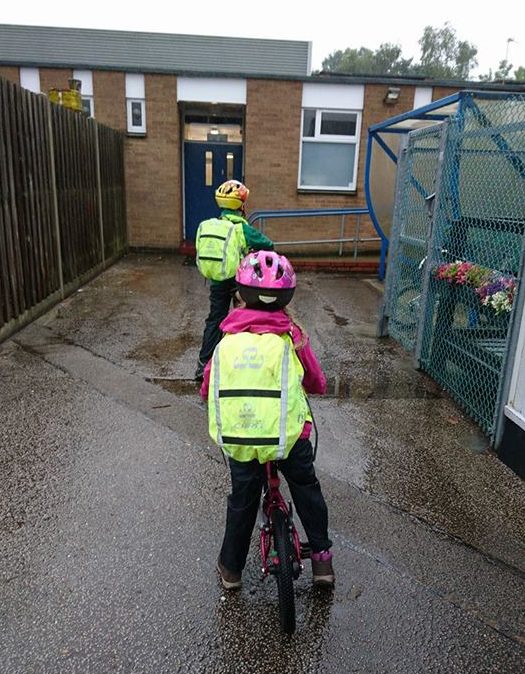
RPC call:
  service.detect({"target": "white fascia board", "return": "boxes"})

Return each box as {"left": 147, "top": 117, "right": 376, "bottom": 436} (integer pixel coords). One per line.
{"left": 302, "top": 83, "right": 365, "bottom": 110}
{"left": 73, "top": 70, "right": 93, "bottom": 95}
{"left": 126, "top": 73, "right": 145, "bottom": 98}
{"left": 413, "top": 87, "right": 433, "bottom": 109}
{"left": 177, "top": 77, "right": 247, "bottom": 104}
{"left": 20, "top": 67, "right": 40, "bottom": 93}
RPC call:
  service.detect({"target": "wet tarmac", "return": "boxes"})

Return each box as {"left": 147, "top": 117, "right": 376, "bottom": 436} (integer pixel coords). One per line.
{"left": 1, "top": 253, "right": 524, "bottom": 673}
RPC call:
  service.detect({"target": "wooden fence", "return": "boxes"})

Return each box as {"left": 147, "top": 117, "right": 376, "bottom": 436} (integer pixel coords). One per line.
{"left": 0, "top": 76, "right": 127, "bottom": 342}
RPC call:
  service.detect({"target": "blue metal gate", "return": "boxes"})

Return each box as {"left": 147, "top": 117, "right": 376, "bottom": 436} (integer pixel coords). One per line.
{"left": 382, "top": 92, "right": 525, "bottom": 441}
{"left": 382, "top": 125, "right": 443, "bottom": 352}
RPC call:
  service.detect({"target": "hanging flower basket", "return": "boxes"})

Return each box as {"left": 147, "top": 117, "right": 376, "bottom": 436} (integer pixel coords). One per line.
{"left": 433, "top": 261, "right": 516, "bottom": 315}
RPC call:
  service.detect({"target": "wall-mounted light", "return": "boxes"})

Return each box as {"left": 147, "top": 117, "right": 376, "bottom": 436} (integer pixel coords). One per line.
{"left": 209, "top": 127, "right": 220, "bottom": 135}
{"left": 384, "top": 86, "right": 401, "bottom": 104}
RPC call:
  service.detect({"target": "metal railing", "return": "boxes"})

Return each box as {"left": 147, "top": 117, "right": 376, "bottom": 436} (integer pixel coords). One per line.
{"left": 248, "top": 207, "right": 380, "bottom": 258}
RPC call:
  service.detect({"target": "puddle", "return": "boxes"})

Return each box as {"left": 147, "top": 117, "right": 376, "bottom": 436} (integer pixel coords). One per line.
{"left": 147, "top": 375, "right": 443, "bottom": 401}
{"left": 325, "top": 376, "right": 443, "bottom": 400}
{"left": 323, "top": 305, "right": 349, "bottom": 326}
{"left": 147, "top": 377, "right": 200, "bottom": 395}
{"left": 128, "top": 334, "right": 198, "bottom": 362}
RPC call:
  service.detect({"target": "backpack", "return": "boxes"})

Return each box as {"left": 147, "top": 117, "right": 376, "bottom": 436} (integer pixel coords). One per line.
{"left": 195, "top": 215, "right": 247, "bottom": 281}
{"left": 208, "top": 332, "right": 309, "bottom": 463}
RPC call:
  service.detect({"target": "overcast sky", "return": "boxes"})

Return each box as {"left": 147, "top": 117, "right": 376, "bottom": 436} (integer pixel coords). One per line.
{"left": 1, "top": 1, "right": 523, "bottom": 78}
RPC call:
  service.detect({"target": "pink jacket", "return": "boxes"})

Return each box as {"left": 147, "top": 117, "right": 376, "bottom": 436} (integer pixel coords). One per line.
{"left": 200, "top": 308, "right": 327, "bottom": 438}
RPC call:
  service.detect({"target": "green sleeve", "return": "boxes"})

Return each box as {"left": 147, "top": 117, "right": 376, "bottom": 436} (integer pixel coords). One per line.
{"left": 241, "top": 223, "right": 274, "bottom": 251}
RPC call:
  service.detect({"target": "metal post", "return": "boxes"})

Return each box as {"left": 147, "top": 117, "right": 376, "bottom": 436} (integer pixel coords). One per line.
{"left": 46, "top": 99, "right": 64, "bottom": 298}
{"left": 414, "top": 120, "right": 450, "bottom": 368}
{"left": 377, "top": 134, "right": 409, "bottom": 337}
{"left": 338, "top": 215, "right": 346, "bottom": 256}
{"left": 493, "top": 225, "right": 525, "bottom": 448}
{"left": 354, "top": 215, "right": 361, "bottom": 260}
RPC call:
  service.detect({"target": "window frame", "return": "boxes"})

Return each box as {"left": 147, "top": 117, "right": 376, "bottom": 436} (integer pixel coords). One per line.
{"left": 81, "top": 96, "right": 95, "bottom": 118}
{"left": 126, "top": 98, "right": 146, "bottom": 135}
{"left": 298, "top": 107, "right": 362, "bottom": 192}
{"left": 125, "top": 73, "right": 146, "bottom": 135}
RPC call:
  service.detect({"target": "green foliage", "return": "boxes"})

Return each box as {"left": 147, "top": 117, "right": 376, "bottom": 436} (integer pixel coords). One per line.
{"left": 479, "top": 60, "right": 525, "bottom": 82}
{"left": 322, "top": 22, "right": 478, "bottom": 80}
{"left": 417, "top": 23, "right": 478, "bottom": 79}
{"left": 322, "top": 43, "right": 413, "bottom": 76}
{"left": 495, "top": 60, "right": 513, "bottom": 79}
{"left": 322, "top": 22, "right": 524, "bottom": 81}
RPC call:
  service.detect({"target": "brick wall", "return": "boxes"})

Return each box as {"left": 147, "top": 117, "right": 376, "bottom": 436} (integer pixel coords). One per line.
{"left": 242, "top": 79, "right": 427, "bottom": 253}
{"left": 244, "top": 79, "right": 302, "bottom": 211}
{"left": 433, "top": 86, "right": 461, "bottom": 101}
{"left": 245, "top": 80, "right": 367, "bottom": 253}
{"left": 39, "top": 67, "right": 72, "bottom": 94}
{"left": 0, "top": 63, "right": 472, "bottom": 255}
{"left": 0, "top": 66, "right": 75, "bottom": 94}
{"left": 93, "top": 71, "right": 126, "bottom": 131}
{"left": 125, "top": 74, "right": 180, "bottom": 249}
{"left": 0, "top": 67, "right": 19, "bottom": 84}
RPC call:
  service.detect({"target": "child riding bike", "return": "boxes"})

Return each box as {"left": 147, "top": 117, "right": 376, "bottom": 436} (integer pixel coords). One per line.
{"left": 194, "top": 180, "right": 274, "bottom": 381}
{"left": 200, "top": 250, "right": 334, "bottom": 590}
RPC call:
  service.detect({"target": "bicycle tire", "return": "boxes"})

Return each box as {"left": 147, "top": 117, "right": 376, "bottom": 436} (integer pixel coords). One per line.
{"left": 271, "top": 508, "right": 296, "bottom": 634}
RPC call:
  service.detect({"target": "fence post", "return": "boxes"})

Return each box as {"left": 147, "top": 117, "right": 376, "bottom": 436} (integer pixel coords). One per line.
{"left": 493, "top": 230, "right": 525, "bottom": 447}
{"left": 92, "top": 120, "right": 105, "bottom": 266}
{"left": 46, "top": 99, "right": 64, "bottom": 298}
{"left": 353, "top": 215, "right": 361, "bottom": 260}
{"left": 413, "top": 120, "right": 450, "bottom": 369}
{"left": 377, "top": 135, "right": 409, "bottom": 337}
{"left": 338, "top": 215, "right": 346, "bottom": 256}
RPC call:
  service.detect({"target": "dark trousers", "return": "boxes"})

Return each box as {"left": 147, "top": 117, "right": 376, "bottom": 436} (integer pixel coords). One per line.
{"left": 197, "top": 277, "right": 237, "bottom": 366}
{"left": 219, "top": 438, "right": 332, "bottom": 573}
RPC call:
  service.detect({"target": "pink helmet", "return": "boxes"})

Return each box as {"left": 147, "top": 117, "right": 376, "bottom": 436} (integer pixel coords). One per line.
{"left": 236, "top": 250, "right": 296, "bottom": 308}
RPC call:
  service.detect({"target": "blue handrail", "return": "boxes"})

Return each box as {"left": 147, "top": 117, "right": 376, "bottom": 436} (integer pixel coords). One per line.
{"left": 247, "top": 207, "right": 379, "bottom": 261}
{"left": 248, "top": 207, "right": 370, "bottom": 225}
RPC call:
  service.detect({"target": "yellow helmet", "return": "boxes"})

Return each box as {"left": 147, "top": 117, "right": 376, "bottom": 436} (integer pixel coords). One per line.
{"left": 215, "top": 180, "right": 249, "bottom": 211}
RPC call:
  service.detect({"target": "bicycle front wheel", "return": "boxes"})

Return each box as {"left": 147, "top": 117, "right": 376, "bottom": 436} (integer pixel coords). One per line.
{"left": 271, "top": 508, "right": 296, "bottom": 634}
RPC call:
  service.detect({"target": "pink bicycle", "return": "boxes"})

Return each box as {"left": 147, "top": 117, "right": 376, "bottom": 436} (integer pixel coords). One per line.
{"left": 259, "top": 460, "right": 311, "bottom": 634}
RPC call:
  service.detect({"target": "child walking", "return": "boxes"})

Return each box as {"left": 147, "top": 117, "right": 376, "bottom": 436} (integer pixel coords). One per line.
{"left": 200, "top": 250, "right": 334, "bottom": 589}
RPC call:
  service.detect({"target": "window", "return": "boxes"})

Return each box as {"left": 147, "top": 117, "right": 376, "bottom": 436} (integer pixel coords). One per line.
{"left": 183, "top": 112, "right": 243, "bottom": 143}
{"left": 125, "top": 73, "right": 146, "bottom": 134}
{"left": 299, "top": 109, "right": 361, "bottom": 191}
{"left": 73, "top": 70, "right": 94, "bottom": 117}
{"left": 20, "top": 67, "right": 40, "bottom": 93}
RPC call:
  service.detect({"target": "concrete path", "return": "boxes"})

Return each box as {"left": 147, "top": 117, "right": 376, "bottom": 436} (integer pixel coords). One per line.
{"left": 1, "top": 254, "right": 523, "bottom": 673}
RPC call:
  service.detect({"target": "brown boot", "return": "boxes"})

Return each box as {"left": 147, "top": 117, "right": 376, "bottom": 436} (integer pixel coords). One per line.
{"left": 311, "top": 550, "right": 335, "bottom": 587}
{"left": 217, "top": 559, "right": 242, "bottom": 590}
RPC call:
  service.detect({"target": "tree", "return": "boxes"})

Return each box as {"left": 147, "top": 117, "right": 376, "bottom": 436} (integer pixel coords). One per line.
{"left": 514, "top": 66, "right": 525, "bottom": 81}
{"left": 478, "top": 60, "right": 524, "bottom": 81}
{"left": 322, "top": 43, "right": 413, "bottom": 76}
{"left": 417, "top": 23, "right": 478, "bottom": 79}
{"left": 321, "top": 23, "right": 478, "bottom": 80}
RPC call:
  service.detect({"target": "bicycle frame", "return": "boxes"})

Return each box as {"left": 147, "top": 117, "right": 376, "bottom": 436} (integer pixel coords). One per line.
{"left": 259, "top": 461, "right": 304, "bottom": 577}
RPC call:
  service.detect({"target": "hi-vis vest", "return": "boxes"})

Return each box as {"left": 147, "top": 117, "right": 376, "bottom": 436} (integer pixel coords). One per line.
{"left": 195, "top": 214, "right": 247, "bottom": 281}
{"left": 208, "top": 332, "right": 309, "bottom": 463}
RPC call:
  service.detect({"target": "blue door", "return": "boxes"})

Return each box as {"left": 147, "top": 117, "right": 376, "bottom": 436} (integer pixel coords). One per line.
{"left": 184, "top": 142, "right": 243, "bottom": 242}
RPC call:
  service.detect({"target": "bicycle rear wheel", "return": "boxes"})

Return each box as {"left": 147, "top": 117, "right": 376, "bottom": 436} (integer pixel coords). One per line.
{"left": 271, "top": 508, "right": 296, "bottom": 634}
